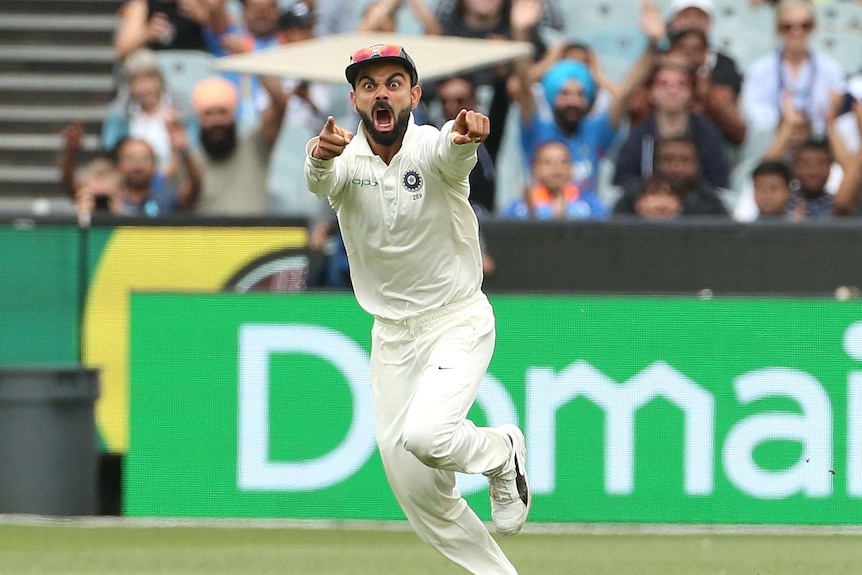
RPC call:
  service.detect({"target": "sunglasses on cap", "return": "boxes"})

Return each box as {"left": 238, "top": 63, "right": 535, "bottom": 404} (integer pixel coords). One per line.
{"left": 350, "top": 44, "right": 404, "bottom": 63}
{"left": 345, "top": 43, "right": 418, "bottom": 86}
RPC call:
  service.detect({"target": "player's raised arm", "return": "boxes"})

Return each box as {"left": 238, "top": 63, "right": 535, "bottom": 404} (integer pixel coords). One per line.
{"left": 312, "top": 116, "right": 354, "bottom": 160}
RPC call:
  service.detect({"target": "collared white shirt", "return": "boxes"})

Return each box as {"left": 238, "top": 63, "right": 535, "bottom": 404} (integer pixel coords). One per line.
{"left": 742, "top": 50, "right": 846, "bottom": 137}
{"left": 304, "top": 115, "right": 483, "bottom": 321}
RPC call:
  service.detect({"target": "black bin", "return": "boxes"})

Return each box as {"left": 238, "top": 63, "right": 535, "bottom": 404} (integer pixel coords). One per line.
{"left": 0, "top": 367, "right": 100, "bottom": 515}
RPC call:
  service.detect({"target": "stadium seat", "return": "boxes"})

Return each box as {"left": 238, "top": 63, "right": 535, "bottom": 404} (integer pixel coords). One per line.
{"left": 812, "top": 31, "right": 862, "bottom": 76}
{"left": 157, "top": 50, "right": 217, "bottom": 108}
{"left": 562, "top": 0, "right": 642, "bottom": 39}
{"left": 710, "top": 0, "right": 777, "bottom": 71}
{"left": 581, "top": 28, "right": 648, "bottom": 82}
{"left": 814, "top": 1, "right": 862, "bottom": 34}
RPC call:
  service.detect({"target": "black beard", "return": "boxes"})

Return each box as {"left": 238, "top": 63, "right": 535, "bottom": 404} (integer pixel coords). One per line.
{"left": 359, "top": 105, "right": 411, "bottom": 147}
{"left": 553, "top": 106, "right": 584, "bottom": 135}
{"left": 201, "top": 123, "right": 237, "bottom": 160}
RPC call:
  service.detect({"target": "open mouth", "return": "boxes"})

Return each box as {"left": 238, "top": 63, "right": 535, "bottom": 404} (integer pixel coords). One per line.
{"left": 373, "top": 105, "right": 394, "bottom": 132}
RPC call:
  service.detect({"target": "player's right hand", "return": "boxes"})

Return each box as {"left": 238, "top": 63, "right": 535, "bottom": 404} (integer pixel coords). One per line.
{"left": 313, "top": 116, "right": 354, "bottom": 160}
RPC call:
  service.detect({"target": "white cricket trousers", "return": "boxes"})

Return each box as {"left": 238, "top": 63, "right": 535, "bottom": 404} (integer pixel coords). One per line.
{"left": 370, "top": 292, "right": 518, "bottom": 575}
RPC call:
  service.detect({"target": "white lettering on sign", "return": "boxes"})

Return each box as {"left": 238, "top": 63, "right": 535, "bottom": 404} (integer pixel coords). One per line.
{"left": 723, "top": 368, "right": 833, "bottom": 498}
{"left": 237, "top": 324, "right": 376, "bottom": 491}
{"left": 234, "top": 322, "right": 862, "bottom": 499}
{"left": 526, "top": 360, "right": 714, "bottom": 495}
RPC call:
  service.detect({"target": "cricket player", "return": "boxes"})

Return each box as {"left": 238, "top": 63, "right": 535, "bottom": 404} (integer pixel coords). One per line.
{"left": 303, "top": 43, "right": 531, "bottom": 574}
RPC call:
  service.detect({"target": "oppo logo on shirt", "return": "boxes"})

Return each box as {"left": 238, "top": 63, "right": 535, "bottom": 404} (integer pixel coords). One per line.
{"left": 351, "top": 178, "right": 378, "bottom": 187}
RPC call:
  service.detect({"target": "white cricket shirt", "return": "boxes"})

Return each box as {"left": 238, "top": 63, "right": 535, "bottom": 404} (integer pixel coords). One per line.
{"left": 304, "top": 115, "right": 483, "bottom": 321}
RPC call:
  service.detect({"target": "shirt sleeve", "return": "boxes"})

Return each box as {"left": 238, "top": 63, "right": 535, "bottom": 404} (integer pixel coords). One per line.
{"left": 519, "top": 115, "right": 541, "bottom": 164}
{"left": 303, "top": 137, "right": 346, "bottom": 199}
{"left": 428, "top": 120, "right": 479, "bottom": 186}
{"left": 742, "top": 56, "right": 780, "bottom": 132}
{"left": 591, "top": 112, "right": 618, "bottom": 156}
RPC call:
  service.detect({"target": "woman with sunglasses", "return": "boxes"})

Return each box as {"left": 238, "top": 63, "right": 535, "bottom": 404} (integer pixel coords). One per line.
{"left": 303, "top": 44, "right": 530, "bottom": 575}
{"left": 741, "top": 0, "right": 846, "bottom": 138}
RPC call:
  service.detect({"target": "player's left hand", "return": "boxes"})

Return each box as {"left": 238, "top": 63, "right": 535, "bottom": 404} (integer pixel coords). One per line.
{"left": 450, "top": 109, "right": 490, "bottom": 145}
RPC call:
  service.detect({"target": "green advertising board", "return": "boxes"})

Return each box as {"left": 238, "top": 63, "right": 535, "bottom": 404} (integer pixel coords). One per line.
{"left": 0, "top": 225, "right": 83, "bottom": 365}
{"left": 127, "top": 292, "right": 862, "bottom": 524}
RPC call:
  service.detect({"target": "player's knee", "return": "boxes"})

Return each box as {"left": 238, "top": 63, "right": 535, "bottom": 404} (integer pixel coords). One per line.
{"left": 402, "top": 417, "right": 453, "bottom": 466}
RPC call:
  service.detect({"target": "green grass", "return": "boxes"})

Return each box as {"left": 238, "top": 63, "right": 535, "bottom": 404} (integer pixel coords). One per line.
{"left": 0, "top": 522, "right": 861, "bottom": 574}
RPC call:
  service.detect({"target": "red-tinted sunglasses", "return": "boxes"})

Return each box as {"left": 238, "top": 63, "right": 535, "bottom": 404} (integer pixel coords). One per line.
{"left": 345, "top": 43, "right": 418, "bottom": 86}
{"left": 349, "top": 44, "right": 405, "bottom": 65}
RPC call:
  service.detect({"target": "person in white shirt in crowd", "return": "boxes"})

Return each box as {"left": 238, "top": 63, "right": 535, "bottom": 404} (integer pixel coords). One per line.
{"left": 741, "top": 0, "right": 846, "bottom": 138}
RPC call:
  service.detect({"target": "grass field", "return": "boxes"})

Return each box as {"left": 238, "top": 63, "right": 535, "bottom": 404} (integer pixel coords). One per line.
{"left": 1, "top": 519, "right": 861, "bottom": 575}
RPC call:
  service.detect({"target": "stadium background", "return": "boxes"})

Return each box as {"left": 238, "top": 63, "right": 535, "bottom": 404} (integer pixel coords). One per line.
{"left": 3, "top": 216, "right": 862, "bottom": 528}
{"left": 0, "top": 0, "right": 860, "bottom": 536}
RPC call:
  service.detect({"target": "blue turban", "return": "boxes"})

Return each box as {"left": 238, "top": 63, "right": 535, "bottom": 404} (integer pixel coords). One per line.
{"left": 540, "top": 60, "right": 597, "bottom": 109}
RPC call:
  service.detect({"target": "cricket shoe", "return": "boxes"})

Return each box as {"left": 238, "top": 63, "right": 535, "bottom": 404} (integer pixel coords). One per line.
{"left": 486, "top": 424, "right": 531, "bottom": 536}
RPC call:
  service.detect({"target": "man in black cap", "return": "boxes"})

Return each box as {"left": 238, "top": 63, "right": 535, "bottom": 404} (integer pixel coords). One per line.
{"left": 304, "top": 44, "right": 530, "bottom": 575}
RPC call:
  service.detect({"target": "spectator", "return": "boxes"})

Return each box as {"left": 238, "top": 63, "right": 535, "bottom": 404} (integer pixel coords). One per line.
{"left": 751, "top": 160, "right": 793, "bottom": 220}
{"left": 613, "top": 55, "right": 730, "bottom": 191}
{"left": 790, "top": 136, "right": 862, "bottom": 218}
{"left": 734, "top": 94, "right": 856, "bottom": 221}
{"left": 472, "top": 203, "right": 497, "bottom": 279}
{"left": 614, "top": 135, "right": 728, "bottom": 216}
{"left": 524, "top": 39, "right": 622, "bottom": 123}
{"left": 101, "top": 48, "right": 199, "bottom": 174}
{"left": 62, "top": 119, "right": 200, "bottom": 216}
{"left": 633, "top": 175, "right": 684, "bottom": 220}
{"left": 504, "top": 140, "right": 606, "bottom": 219}
{"left": 665, "top": 0, "right": 744, "bottom": 101}
{"left": 834, "top": 137, "right": 862, "bottom": 216}
{"left": 435, "top": 0, "right": 565, "bottom": 32}
{"left": 61, "top": 121, "right": 98, "bottom": 200}
{"left": 113, "top": 0, "right": 220, "bottom": 61}
{"left": 741, "top": 0, "right": 846, "bottom": 137}
{"left": 664, "top": 27, "right": 746, "bottom": 146}
{"left": 112, "top": 137, "right": 199, "bottom": 216}
{"left": 435, "top": 0, "right": 549, "bottom": 163}
{"left": 277, "top": 3, "right": 330, "bottom": 133}
{"left": 69, "top": 158, "right": 125, "bottom": 218}
{"left": 358, "top": 0, "right": 442, "bottom": 34}
{"left": 432, "top": 76, "right": 496, "bottom": 213}
{"left": 278, "top": 1, "right": 316, "bottom": 41}
{"left": 307, "top": 201, "right": 351, "bottom": 289}
{"left": 289, "top": 0, "right": 354, "bottom": 38}
{"left": 627, "top": 1, "right": 745, "bottom": 148}
{"left": 511, "top": 0, "right": 651, "bottom": 203}
{"left": 190, "top": 75, "right": 287, "bottom": 215}
{"left": 205, "top": 0, "right": 284, "bottom": 129}
{"left": 786, "top": 139, "right": 836, "bottom": 219}
{"left": 835, "top": 72, "right": 862, "bottom": 154}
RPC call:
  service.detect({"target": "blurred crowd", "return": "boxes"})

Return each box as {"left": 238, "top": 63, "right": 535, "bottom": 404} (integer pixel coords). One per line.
{"left": 59, "top": 0, "right": 862, "bottom": 283}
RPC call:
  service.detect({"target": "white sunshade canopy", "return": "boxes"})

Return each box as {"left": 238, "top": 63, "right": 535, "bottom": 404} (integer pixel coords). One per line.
{"left": 213, "top": 32, "right": 535, "bottom": 85}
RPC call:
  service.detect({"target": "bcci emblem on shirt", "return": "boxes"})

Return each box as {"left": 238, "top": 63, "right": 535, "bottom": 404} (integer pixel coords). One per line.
{"left": 402, "top": 169, "right": 423, "bottom": 191}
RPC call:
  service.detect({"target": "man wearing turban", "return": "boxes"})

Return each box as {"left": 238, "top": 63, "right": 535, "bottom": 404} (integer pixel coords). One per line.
{"left": 190, "top": 75, "right": 287, "bottom": 214}
{"left": 509, "top": 0, "right": 657, "bottom": 204}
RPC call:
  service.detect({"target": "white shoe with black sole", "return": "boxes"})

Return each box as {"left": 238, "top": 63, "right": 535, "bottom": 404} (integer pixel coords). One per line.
{"left": 486, "top": 424, "right": 531, "bottom": 536}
